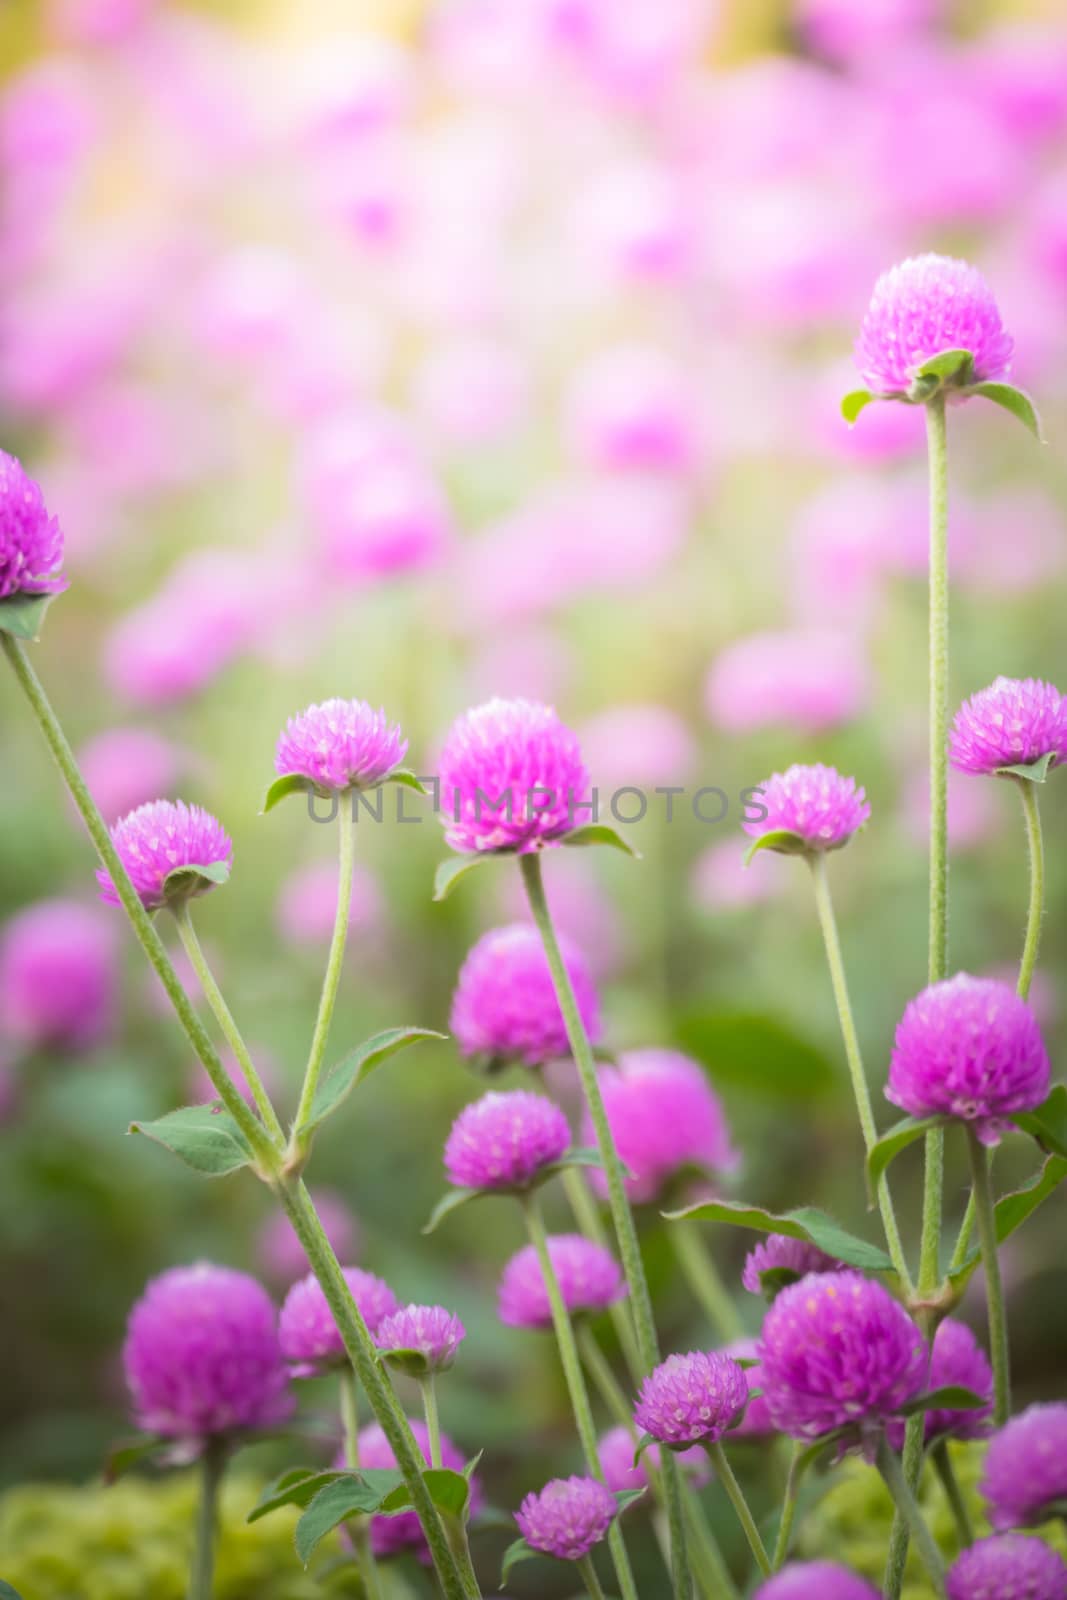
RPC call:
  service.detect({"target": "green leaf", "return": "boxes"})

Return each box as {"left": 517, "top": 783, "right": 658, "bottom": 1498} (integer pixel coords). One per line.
{"left": 615, "top": 1489, "right": 646, "bottom": 1514}
{"left": 379, "top": 1469, "right": 470, "bottom": 1521}
{"left": 632, "top": 1432, "right": 658, "bottom": 1467}
{"left": 301, "top": 1027, "right": 445, "bottom": 1138}
{"left": 247, "top": 1469, "right": 345, "bottom": 1524}
{"left": 161, "top": 859, "right": 231, "bottom": 902}
{"left": 562, "top": 823, "right": 641, "bottom": 858}
{"left": 384, "top": 769, "right": 428, "bottom": 794}
{"left": 756, "top": 1266, "right": 806, "bottom": 1302}
{"left": 128, "top": 1103, "right": 253, "bottom": 1177}
{"left": 949, "top": 1154, "right": 1067, "bottom": 1292}
{"left": 997, "top": 752, "right": 1056, "bottom": 783}
{"left": 841, "top": 388, "right": 874, "bottom": 425}
{"left": 433, "top": 854, "right": 498, "bottom": 902}
{"left": 916, "top": 348, "right": 975, "bottom": 383}
{"left": 866, "top": 1116, "right": 946, "bottom": 1198}
{"left": 789, "top": 1430, "right": 853, "bottom": 1487}
{"left": 663, "top": 1198, "right": 894, "bottom": 1273}
{"left": 543, "top": 1147, "right": 604, "bottom": 1174}
{"left": 1014, "top": 1086, "right": 1067, "bottom": 1158}
{"left": 743, "top": 829, "right": 807, "bottom": 864}
{"left": 673, "top": 1011, "right": 837, "bottom": 1103}
{"left": 295, "top": 1473, "right": 405, "bottom": 1565}
{"left": 0, "top": 1582, "right": 25, "bottom": 1600}
{"left": 897, "top": 1386, "right": 989, "bottom": 1418}
{"left": 261, "top": 773, "right": 323, "bottom": 815}
{"left": 103, "top": 1435, "right": 165, "bottom": 1483}
{"left": 501, "top": 1536, "right": 540, "bottom": 1583}
{"left": 968, "top": 381, "right": 1042, "bottom": 441}
{"left": 423, "top": 1187, "right": 487, "bottom": 1235}
{"left": 0, "top": 590, "right": 59, "bottom": 642}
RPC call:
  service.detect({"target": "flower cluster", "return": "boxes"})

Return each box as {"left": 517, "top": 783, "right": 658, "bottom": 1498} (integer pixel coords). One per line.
{"left": 946, "top": 1535, "right": 1067, "bottom": 1600}
{"left": 515, "top": 1476, "right": 617, "bottom": 1561}
{"left": 950, "top": 677, "right": 1067, "bottom": 776}
{"left": 450, "top": 923, "right": 600, "bottom": 1067}
{"left": 498, "top": 1235, "right": 625, "bottom": 1328}
{"left": 741, "top": 1234, "right": 842, "bottom": 1297}
{"left": 634, "top": 1350, "right": 749, "bottom": 1447}
{"left": 444, "top": 1089, "right": 571, "bottom": 1190}
{"left": 278, "top": 1267, "right": 397, "bottom": 1376}
{"left": 981, "top": 1403, "right": 1067, "bottom": 1531}
{"left": 586, "top": 1050, "right": 737, "bottom": 1202}
{"left": 376, "top": 1303, "right": 466, "bottom": 1373}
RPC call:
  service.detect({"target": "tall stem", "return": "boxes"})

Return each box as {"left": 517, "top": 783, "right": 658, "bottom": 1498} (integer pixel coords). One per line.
{"left": 967, "top": 1125, "right": 1010, "bottom": 1425}
{"left": 340, "top": 1368, "right": 384, "bottom": 1600}
{"left": 578, "top": 1554, "right": 608, "bottom": 1600}
{"left": 808, "top": 854, "right": 912, "bottom": 1288}
{"left": 522, "top": 1194, "right": 640, "bottom": 1600}
{"left": 576, "top": 1322, "right": 632, "bottom": 1433}
{"left": 669, "top": 1223, "right": 743, "bottom": 1341}
{"left": 772, "top": 1444, "right": 802, "bottom": 1571}
{"left": 876, "top": 1438, "right": 946, "bottom": 1594}
{"left": 290, "top": 806, "right": 355, "bottom": 1153}
{"left": 189, "top": 1440, "right": 225, "bottom": 1600}
{"left": 520, "top": 852, "right": 692, "bottom": 1600}
{"left": 932, "top": 1441, "right": 974, "bottom": 1550}
{"left": 420, "top": 1375, "right": 443, "bottom": 1469}
{"left": 562, "top": 1167, "right": 642, "bottom": 1381}
{"left": 1015, "top": 778, "right": 1045, "bottom": 1002}
{"left": 679, "top": 1476, "right": 741, "bottom": 1600}
{"left": 705, "top": 1442, "right": 771, "bottom": 1579}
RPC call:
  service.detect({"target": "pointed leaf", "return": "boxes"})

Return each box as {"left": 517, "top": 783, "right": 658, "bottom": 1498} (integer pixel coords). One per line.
{"left": 897, "top": 1386, "right": 989, "bottom": 1418}
{"left": 866, "top": 1116, "right": 946, "bottom": 1198}
{"left": 969, "top": 381, "right": 1042, "bottom": 441}
{"left": 542, "top": 1147, "right": 605, "bottom": 1175}
{"left": 949, "top": 1155, "right": 1067, "bottom": 1293}
{"left": 383, "top": 769, "right": 428, "bottom": 795}
{"left": 433, "top": 854, "right": 498, "bottom": 902}
{"left": 1014, "top": 1086, "right": 1067, "bottom": 1158}
{"left": 997, "top": 752, "right": 1056, "bottom": 783}
{"left": 162, "top": 859, "right": 231, "bottom": 902}
{"left": 295, "top": 1473, "right": 405, "bottom": 1565}
{"left": 129, "top": 1103, "right": 253, "bottom": 1177}
{"left": 423, "top": 1187, "right": 486, "bottom": 1235}
{"left": 501, "top": 1537, "right": 540, "bottom": 1583}
{"left": 562, "top": 823, "right": 641, "bottom": 858}
{"left": 302, "top": 1027, "right": 445, "bottom": 1138}
{"left": 916, "top": 349, "right": 974, "bottom": 383}
{"left": 615, "top": 1489, "right": 646, "bottom": 1514}
{"left": 0, "top": 590, "right": 59, "bottom": 642}
{"left": 248, "top": 1469, "right": 346, "bottom": 1523}
{"left": 663, "top": 1198, "right": 893, "bottom": 1273}
{"left": 743, "top": 829, "right": 807, "bottom": 865}
{"left": 104, "top": 1435, "right": 166, "bottom": 1483}
{"left": 632, "top": 1432, "right": 658, "bottom": 1467}
{"left": 379, "top": 1468, "right": 470, "bottom": 1521}
{"left": 841, "top": 389, "right": 874, "bottom": 425}
{"left": 261, "top": 773, "right": 322, "bottom": 815}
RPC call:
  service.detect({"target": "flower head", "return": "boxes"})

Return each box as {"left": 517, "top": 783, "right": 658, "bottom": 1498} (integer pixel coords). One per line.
{"left": 437, "top": 698, "right": 591, "bottom": 853}
{"left": 123, "top": 1263, "right": 292, "bottom": 1447}
{"left": 950, "top": 677, "right": 1067, "bottom": 776}
{"left": 758, "top": 1272, "right": 927, "bottom": 1444}
{"left": 96, "top": 800, "right": 232, "bottom": 911}
{"left": 634, "top": 1350, "right": 749, "bottom": 1447}
{"left": 0, "top": 449, "right": 66, "bottom": 599}
{"left": 498, "top": 1235, "right": 625, "bottom": 1328}
{"left": 279, "top": 1266, "right": 397, "bottom": 1375}
{"left": 745, "top": 765, "right": 870, "bottom": 853}
{"left": 706, "top": 630, "right": 868, "bottom": 735}
{"left": 584, "top": 1050, "right": 737, "bottom": 1203}
{"left": 887, "top": 974, "right": 1050, "bottom": 1145}
{"left": 856, "top": 254, "right": 1014, "bottom": 397}
{"left": 78, "top": 727, "right": 184, "bottom": 824}
{"left": 274, "top": 698, "right": 407, "bottom": 793}
{"left": 515, "top": 1476, "right": 617, "bottom": 1561}
{"left": 257, "top": 1190, "right": 358, "bottom": 1283}
{"left": 946, "top": 1534, "right": 1067, "bottom": 1600}
{"left": 754, "top": 1562, "right": 882, "bottom": 1600}
{"left": 376, "top": 1304, "right": 466, "bottom": 1373}
{"left": 598, "top": 1425, "right": 708, "bottom": 1492}
{"left": 450, "top": 924, "right": 600, "bottom": 1068}
{"left": 353, "top": 1419, "right": 480, "bottom": 1558}
{"left": 0, "top": 898, "right": 117, "bottom": 1052}
{"left": 981, "top": 1403, "right": 1067, "bottom": 1530}
{"left": 742, "top": 1235, "right": 842, "bottom": 1298}
{"left": 726, "top": 1338, "right": 775, "bottom": 1438}
{"left": 922, "top": 1318, "right": 994, "bottom": 1443}
{"left": 444, "top": 1089, "right": 571, "bottom": 1190}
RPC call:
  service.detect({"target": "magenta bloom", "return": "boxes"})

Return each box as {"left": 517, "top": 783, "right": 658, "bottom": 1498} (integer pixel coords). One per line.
{"left": 947, "top": 1535, "right": 1067, "bottom": 1600}
{"left": 886, "top": 974, "right": 1050, "bottom": 1145}
{"left": 0, "top": 449, "right": 66, "bottom": 599}
{"left": 444, "top": 1089, "right": 571, "bottom": 1189}
{"left": 499, "top": 1235, "right": 625, "bottom": 1329}
{"left": 726, "top": 1338, "right": 775, "bottom": 1438}
{"left": 123, "top": 1263, "right": 292, "bottom": 1447}
{"left": 0, "top": 898, "right": 117, "bottom": 1052}
{"left": 436, "top": 698, "right": 591, "bottom": 853}
{"left": 376, "top": 1304, "right": 465, "bottom": 1373}
{"left": 856, "top": 254, "right": 1014, "bottom": 397}
{"left": 257, "top": 1190, "right": 358, "bottom": 1284}
{"left": 450, "top": 924, "right": 601, "bottom": 1068}
{"left": 275, "top": 860, "right": 381, "bottom": 947}
{"left": 96, "top": 800, "right": 232, "bottom": 911}
{"left": 584, "top": 1050, "right": 737, "bottom": 1203}
{"left": 745, "top": 765, "right": 870, "bottom": 853}
{"left": 275, "top": 698, "right": 407, "bottom": 793}
{"left": 515, "top": 1476, "right": 617, "bottom": 1562}
{"left": 634, "top": 1350, "right": 749, "bottom": 1447}
{"left": 742, "top": 1235, "right": 842, "bottom": 1298}
{"left": 706, "top": 630, "right": 868, "bottom": 735}
{"left": 77, "top": 727, "right": 184, "bottom": 825}
{"left": 950, "top": 677, "right": 1067, "bottom": 776}
{"left": 279, "top": 1266, "right": 397, "bottom": 1375}
{"left": 598, "top": 1425, "right": 708, "bottom": 1491}
{"left": 754, "top": 1562, "right": 882, "bottom": 1600}
{"left": 982, "top": 1403, "right": 1067, "bottom": 1530}
{"left": 354, "top": 1419, "right": 480, "bottom": 1559}
{"left": 923, "top": 1318, "right": 994, "bottom": 1442}
{"left": 758, "top": 1272, "right": 927, "bottom": 1444}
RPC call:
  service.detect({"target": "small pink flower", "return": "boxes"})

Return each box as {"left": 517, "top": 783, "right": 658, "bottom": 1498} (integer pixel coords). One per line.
{"left": 0, "top": 449, "right": 66, "bottom": 599}
{"left": 279, "top": 1267, "right": 397, "bottom": 1376}
{"left": 856, "top": 254, "right": 1013, "bottom": 397}
{"left": 275, "top": 699, "right": 407, "bottom": 794}
{"left": 515, "top": 1476, "right": 617, "bottom": 1562}
{"left": 745, "top": 764, "right": 870, "bottom": 853}
{"left": 950, "top": 677, "right": 1067, "bottom": 776}
{"left": 450, "top": 924, "right": 601, "bottom": 1068}
{"left": 444, "top": 1090, "right": 571, "bottom": 1190}
{"left": 634, "top": 1350, "right": 749, "bottom": 1447}
{"left": 376, "top": 1304, "right": 465, "bottom": 1372}
{"left": 499, "top": 1235, "right": 625, "bottom": 1328}
{"left": 97, "top": 800, "right": 232, "bottom": 911}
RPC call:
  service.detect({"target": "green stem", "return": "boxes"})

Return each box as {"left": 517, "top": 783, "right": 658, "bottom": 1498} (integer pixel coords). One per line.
{"left": 421, "top": 1375, "right": 443, "bottom": 1469}
{"left": 932, "top": 1441, "right": 974, "bottom": 1550}
{"left": 290, "top": 805, "right": 355, "bottom": 1155}
{"left": 522, "top": 1193, "right": 640, "bottom": 1600}
{"left": 808, "top": 854, "right": 912, "bottom": 1289}
{"left": 576, "top": 1323, "right": 633, "bottom": 1433}
{"left": 706, "top": 1442, "right": 771, "bottom": 1579}
{"left": 669, "top": 1221, "right": 743, "bottom": 1341}
{"left": 172, "top": 903, "right": 284, "bottom": 1141}
{"left": 876, "top": 1438, "right": 946, "bottom": 1593}
{"left": 562, "top": 1166, "right": 642, "bottom": 1382}
{"left": 772, "top": 1445, "right": 802, "bottom": 1571}
{"left": 1015, "top": 777, "right": 1045, "bottom": 1002}
{"left": 189, "top": 1440, "right": 225, "bottom": 1600}
{"left": 340, "top": 1368, "right": 384, "bottom": 1600}
{"left": 578, "top": 1554, "right": 608, "bottom": 1600}
{"left": 967, "top": 1125, "right": 1010, "bottom": 1425}
{"left": 884, "top": 1419, "right": 926, "bottom": 1600}
{"left": 521, "top": 852, "right": 692, "bottom": 1600}
{"left": 679, "top": 1476, "right": 741, "bottom": 1600}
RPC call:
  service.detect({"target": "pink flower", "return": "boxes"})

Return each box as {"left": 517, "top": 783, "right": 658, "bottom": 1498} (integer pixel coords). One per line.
{"left": 97, "top": 800, "right": 232, "bottom": 912}
{"left": 450, "top": 924, "right": 601, "bottom": 1068}
{"left": 950, "top": 677, "right": 1067, "bottom": 776}
{"left": 0, "top": 898, "right": 117, "bottom": 1052}
{"left": 0, "top": 449, "right": 66, "bottom": 600}
{"left": 856, "top": 253, "right": 1013, "bottom": 397}
{"left": 78, "top": 728, "right": 185, "bottom": 824}
{"left": 634, "top": 1350, "right": 749, "bottom": 1446}
{"left": 444, "top": 1090, "right": 571, "bottom": 1190}
{"left": 275, "top": 699, "right": 407, "bottom": 794}
{"left": 744, "top": 765, "right": 870, "bottom": 853}
{"left": 564, "top": 344, "right": 700, "bottom": 474}
{"left": 376, "top": 1304, "right": 466, "bottom": 1372}
{"left": 499, "top": 1235, "right": 625, "bottom": 1328}
{"left": 706, "top": 631, "right": 868, "bottom": 734}
{"left": 279, "top": 1267, "right": 397, "bottom": 1376}
{"left": 584, "top": 1050, "right": 737, "bottom": 1204}
{"left": 515, "top": 1476, "right": 617, "bottom": 1562}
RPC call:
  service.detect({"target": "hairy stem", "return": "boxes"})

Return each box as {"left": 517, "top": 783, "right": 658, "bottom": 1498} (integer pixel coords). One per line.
{"left": 968, "top": 1125, "right": 1010, "bottom": 1425}
{"left": 679, "top": 1476, "right": 741, "bottom": 1600}
{"left": 340, "top": 1368, "right": 384, "bottom": 1600}
{"left": 1015, "top": 777, "right": 1045, "bottom": 1002}
{"left": 669, "top": 1222, "right": 743, "bottom": 1342}
{"left": 189, "top": 1440, "right": 225, "bottom": 1600}
{"left": 705, "top": 1442, "right": 771, "bottom": 1579}
{"left": 562, "top": 1166, "right": 642, "bottom": 1381}
{"left": 877, "top": 1438, "right": 946, "bottom": 1594}
{"left": 420, "top": 1375, "right": 443, "bottom": 1469}
{"left": 290, "top": 805, "right": 355, "bottom": 1155}
{"left": 932, "top": 1441, "right": 974, "bottom": 1550}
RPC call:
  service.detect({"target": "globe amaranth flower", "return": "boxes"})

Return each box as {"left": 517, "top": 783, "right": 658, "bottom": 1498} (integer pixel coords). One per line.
{"left": 886, "top": 1315, "right": 993, "bottom": 1451}
{"left": 753, "top": 1561, "right": 882, "bottom": 1600}
{"left": 886, "top": 974, "right": 1050, "bottom": 1145}
{"left": 0, "top": 898, "right": 118, "bottom": 1052}
{"left": 350, "top": 1419, "right": 482, "bottom": 1559}
{"left": 725, "top": 1339, "right": 775, "bottom": 1438}
{"left": 498, "top": 1235, "right": 625, "bottom": 1329}
{"left": 744, "top": 764, "right": 870, "bottom": 854}
{"left": 583, "top": 1050, "right": 737, "bottom": 1203}
{"left": 758, "top": 1272, "right": 927, "bottom": 1445}
{"left": 982, "top": 1403, "right": 1067, "bottom": 1531}
{"left": 444, "top": 1089, "right": 571, "bottom": 1190}
{"left": 598, "top": 1425, "right": 708, "bottom": 1493}
{"left": 436, "top": 697, "right": 591, "bottom": 853}
{"left": 742, "top": 1234, "right": 842, "bottom": 1298}
{"left": 450, "top": 923, "right": 601, "bottom": 1068}
{"left": 950, "top": 677, "right": 1067, "bottom": 776}
{"left": 274, "top": 698, "right": 407, "bottom": 793}
{"left": 96, "top": 800, "right": 232, "bottom": 911}
{"left": 376, "top": 1304, "right": 465, "bottom": 1373}
{"left": 946, "top": 1534, "right": 1067, "bottom": 1600}
{"left": 0, "top": 449, "right": 66, "bottom": 598}
{"left": 856, "top": 254, "right": 1014, "bottom": 397}
{"left": 123, "top": 1263, "right": 292, "bottom": 1447}
{"left": 279, "top": 1266, "right": 397, "bottom": 1376}
{"left": 515, "top": 1476, "right": 618, "bottom": 1561}
{"left": 634, "top": 1350, "right": 749, "bottom": 1448}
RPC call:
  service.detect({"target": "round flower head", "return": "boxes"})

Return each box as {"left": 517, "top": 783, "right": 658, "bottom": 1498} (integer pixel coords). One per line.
{"left": 887, "top": 974, "right": 1050, "bottom": 1145}
{"left": 742, "top": 1234, "right": 842, "bottom": 1298}
{"left": 947, "top": 1535, "right": 1067, "bottom": 1600}
{"left": 353, "top": 1419, "right": 479, "bottom": 1559}
{"left": 754, "top": 1562, "right": 882, "bottom": 1600}
{"left": 279, "top": 1266, "right": 397, "bottom": 1375}
{"left": 123, "top": 1263, "right": 292, "bottom": 1446}
{"left": 725, "top": 1338, "right": 775, "bottom": 1438}
{"left": 950, "top": 677, "right": 1067, "bottom": 776}
{"left": 376, "top": 1304, "right": 466, "bottom": 1373}
{"left": 745, "top": 765, "right": 870, "bottom": 854}
{"left": 274, "top": 698, "right": 407, "bottom": 793}
{"left": 96, "top": 800, "right": 232, "bottom": 911}
{"left": 515, "top": 1475, "right": 617, "bottom": 1561}
{"left": 436, "top": 697, "right": 591, "bottom": 853}
{"left": 634, "top": 1350, "right": 749, "bottom": 1447}
{"left": 923, "top": 1318, "right": 994, "bottom": 1442}
{"left": 982, "top": 1403, "right": 1067, "bottom": 1530}
{"left": 444, "top": 1089, "right": 571, "bottom": 1189}
{"left": 856, "top": 254, "right": 1013, "bottom": 397}
{"left": 584, "top": 1050, "right": 737, "bottom": 1203}
{"left": 498, "top": 1235, "right": 625, "bottom": 1329}
{"left": 598, "top": 1424, "right": 708, "bottom": 1491}
{"left": 450, "top": 924, "right": 601, "bottom": 1068}
{"left": 0, "top": 898, "right": 117, "bottom": 1052}
{"left": 758, "top": 1271, "right": 927, "bottom": 1444}
{"left": 0, "top": 449, "right": 66, "bottom": 598}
